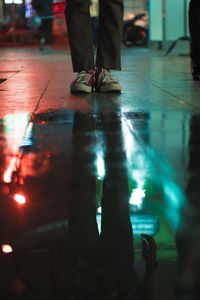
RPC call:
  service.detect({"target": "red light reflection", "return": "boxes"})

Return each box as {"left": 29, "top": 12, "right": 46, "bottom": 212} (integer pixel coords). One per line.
{"left": 13, "top": 194, "right": 26, "bottom": 205}
{"left": 2, "top": 244, "right": 13, "bottom": 254}
{"left": 3, "top": 157, "right": 18, "bottom": 183}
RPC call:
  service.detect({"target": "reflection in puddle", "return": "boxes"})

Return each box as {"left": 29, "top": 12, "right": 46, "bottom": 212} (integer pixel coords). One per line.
{"left": 122, "top": 114, "right": 149, "bottom": 211}
{"left": 0, "top": 110, "right": 183, "bottom": 242}
{"left": 1, "top": 109, "right": 200, "bottom": 299}
{"left": 129, "top": 187, "right": 145, "bottom": 208}
{"left": 2, "top": 113, "right": 30, "bottom": 183}
{"left": 123, "top": 112, "right": 187, "bottom": 232}
{"left": 97, "top": 213, "right": 160, "bottom": 237}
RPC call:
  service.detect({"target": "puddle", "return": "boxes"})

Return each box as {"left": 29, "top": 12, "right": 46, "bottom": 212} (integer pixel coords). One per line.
{"left": 0, "top": 108, "right": 200, "bottom": 299}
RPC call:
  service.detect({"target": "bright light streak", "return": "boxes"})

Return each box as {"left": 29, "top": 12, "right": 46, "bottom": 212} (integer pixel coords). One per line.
{"left": 25, "top": 122, "right": 33, "bottom": 139}
{"left": 4, "top": 113, "right": 30, "bottom": 137}
{"left": 96, "top": 153, "right": 105, "bottom": 180}
{"left": 13, "top": 194, "right": 26, "bottom": 205}
{"left": 3, "top": 157, "right": 18, "bottom": 183}
{"left": 129, "top": 188, "right": 145, "bottom": 207}
{"left": 2, "top": 244, "right": 13, "bottom": 254}
{"left": 20, "top": 122, "right": 33, "bottom": 148}
{"left": 96, "top": 214, "right": 101, "bottom": 233}
{"left": 3, "top": 113, "right": 30, "bottom": 183}
{"left": 120, "top": 114, "right": 187, "bottom": 232}
{"left": 97, "top": 206, "right": 102, "bottom": 214}
{"left": 121, "top": 118, "right": 136, "bottom": 162}
{"left": 5, "top": 0, "right": 23, "bottom": 4}
{"left": 121, "top": 117, "right": 147, "bottom": 209}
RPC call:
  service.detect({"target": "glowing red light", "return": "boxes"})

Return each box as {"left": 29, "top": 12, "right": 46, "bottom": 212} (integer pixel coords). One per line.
{"left": 13, "top": 194, "right": 26, "bottom": 205}
{"left": 3, "top": 157, "right": 18, "bottom": 183}
{"left": 3, "top": 172, "right": 11, "bottom": 183}
{"left": 2, "top": 244, "right": 13, "bottom": 254}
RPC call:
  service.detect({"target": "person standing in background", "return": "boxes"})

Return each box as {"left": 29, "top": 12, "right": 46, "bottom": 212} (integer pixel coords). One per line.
{"left": 65, "top": 0, "right": 123, "bottom": 94}
{"left": 32, "top": 0, "right": 54, "bottom": 53}
{"left": 189, "top": 0, "right": 200, "bottom": 80}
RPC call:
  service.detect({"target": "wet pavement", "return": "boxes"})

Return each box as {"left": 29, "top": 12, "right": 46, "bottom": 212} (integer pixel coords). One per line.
{"left": 0, "top": 46, "right": 200, "bottom": 299}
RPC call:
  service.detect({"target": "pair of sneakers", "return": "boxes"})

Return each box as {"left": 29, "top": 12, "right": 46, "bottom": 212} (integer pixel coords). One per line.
{"left": 70, "top": 66, "right": 122, "bottom": 94}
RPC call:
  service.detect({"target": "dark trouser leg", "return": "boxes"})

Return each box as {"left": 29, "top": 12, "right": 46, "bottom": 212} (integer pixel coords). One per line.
{"left": 39, "top": 20, "right": 46, "bottom": 41}
{"left": 45, "top": 18, "right": 53, "bottom": 45}
{"left": 39, "top": 19, "right": 53, "bottom": 45}
{"left": 67, "top": 113, "right": 99, "bottom": 261}
{"left": 65, "top": 0, "right": 95, "bottom": 72}
{"left": 91, "top": 16, "right": 99, "bottom": 46}
{"left": 96, "top": 0, "right": 124, "bottom": 70}
{"left": 100, "top": 113, "right": 135, "bottom": 283}
{"left": 189, "top": 0, "right": 200, "bottom": 64}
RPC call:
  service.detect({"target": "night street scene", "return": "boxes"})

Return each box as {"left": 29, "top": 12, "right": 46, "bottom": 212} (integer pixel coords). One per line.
{"left": 0, "top": 0, "right": 200, "bottom": 299}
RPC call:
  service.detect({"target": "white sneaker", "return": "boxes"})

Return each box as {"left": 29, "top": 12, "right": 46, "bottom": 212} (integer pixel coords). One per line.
{"left": 95, "top": 66, "right": 122, "bottom": 93}
{"left": 70, "top": 70, "right": 95, "bottom": 94}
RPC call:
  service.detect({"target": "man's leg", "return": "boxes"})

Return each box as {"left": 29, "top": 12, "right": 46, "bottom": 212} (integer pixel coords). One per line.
{"left": 39, "top": 20, "right": 46, "bottom": 51}
{"left": 45, "top": 18, "right": 53, "bottom": 46}
{"left": 67, "top": 112, "right": 99, "bottom": 259}
{"left": 96, "top": 0, "right": 124, "bottom": 70}
{"left": 66, "top": 113, "right": 100, "bottom": 298}
{"left": 65, "top": 0, "right": 95, "bottom": 72}
{"left": 189, "top": 0, "right": 200, "bottom": 78}
{"left": 100, "top": 113, "right": 137, "bottom": 294}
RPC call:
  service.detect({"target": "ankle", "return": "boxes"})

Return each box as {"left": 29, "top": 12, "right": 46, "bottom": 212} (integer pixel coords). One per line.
{"left": 95, "top": 66, "right": 109, "bottom": 71}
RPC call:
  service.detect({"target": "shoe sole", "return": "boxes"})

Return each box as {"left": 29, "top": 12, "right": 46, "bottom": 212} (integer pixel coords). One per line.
{"left": 97, "top": 84, "right": 122, "bottom": 93}
{"left": 70, "top": 84, "right": 93, "bottom": 94}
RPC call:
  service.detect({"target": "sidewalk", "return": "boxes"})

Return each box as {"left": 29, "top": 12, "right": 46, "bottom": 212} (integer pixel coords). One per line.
{"left": 0, "top": 45, "right": 200, "bottom": 300}
{"left": 0, "top": 45, "right": 199, "bottom": 116}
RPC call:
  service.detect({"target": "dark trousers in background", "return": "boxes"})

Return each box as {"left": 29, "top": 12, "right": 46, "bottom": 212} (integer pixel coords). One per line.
{"left": 65, "top": 0, "right": 124, "bottom": 72}
{"left": 189, "top": 0, "right": 200, "bottom": 64}
{"left": 39, "top": 18, "right": 53, "bottom": 45}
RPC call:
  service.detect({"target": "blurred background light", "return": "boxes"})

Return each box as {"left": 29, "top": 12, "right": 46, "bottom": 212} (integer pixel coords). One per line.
{"left": 1, "top": 244, "right": 13, "bottom": 254}
{"left": 96, "top": 151, "right": 105, "bottom": 180}
{"left": 129, "top": 187, "right": 145, "bottom": 207}
{"left": 13, "top": 193, "right": 26, "bottom": 205}
{"left": 4, "top": 0, "right": 23, "bottom": 4}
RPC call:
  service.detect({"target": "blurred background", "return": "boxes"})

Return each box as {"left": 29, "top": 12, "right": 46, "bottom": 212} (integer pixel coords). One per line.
{"left": 0, "top": 0, "right": 66, "bottom": 45}
{"left": 0, "top": 0, "right": 190, "bottom": 51}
